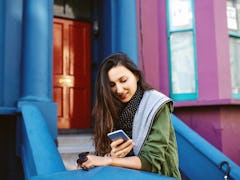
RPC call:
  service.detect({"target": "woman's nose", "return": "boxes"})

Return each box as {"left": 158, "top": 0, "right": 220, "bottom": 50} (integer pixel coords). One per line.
{"left": 116, "top": 84, "right": 124, "bottom": 94}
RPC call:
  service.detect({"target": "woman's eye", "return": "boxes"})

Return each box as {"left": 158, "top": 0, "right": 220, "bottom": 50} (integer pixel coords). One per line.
{"left": 120, "top": 79, "right": 127, "bottom": 83}
{"left": 109, "top": 82, "right": 115, "bottom": 87}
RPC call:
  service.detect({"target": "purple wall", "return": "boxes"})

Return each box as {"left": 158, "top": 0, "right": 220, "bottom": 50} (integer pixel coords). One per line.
{"left": 176, "top": 0, "right": 240, "bottom": 165}
{"left": 137, "top": 0, "right": 169, "bottom": 94}
{"left": 174, "top": 106, "right": 240, "bottom": 165}
{"left": 137, "top": 0, "right": 240, "bottom": 165}
{"left": 195, "top": 0, "right": 231, "bottom": 101}
{"left": 221, "top": 107, "right": 240, "bottom": 163}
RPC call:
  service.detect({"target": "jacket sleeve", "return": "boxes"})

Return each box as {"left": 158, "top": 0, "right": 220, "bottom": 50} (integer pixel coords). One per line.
{"left": 138, "top": 103, "right": 181, "bottom": 179}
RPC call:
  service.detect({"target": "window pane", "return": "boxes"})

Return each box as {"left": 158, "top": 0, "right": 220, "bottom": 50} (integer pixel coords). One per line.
{"left": 170, "top": 32, "right": 196, "bottom": 94}
{"left": 169, "top": 0, "right": 192, "bottom": 31}
{"left": 229, "top": 37, "right": 240, "bottom": 94}
{"left": 227, "top": 0, "right": 240, "bottom": 33}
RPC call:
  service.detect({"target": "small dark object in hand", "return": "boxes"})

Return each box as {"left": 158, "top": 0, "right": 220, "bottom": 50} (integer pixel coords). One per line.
{"left": 76, "top": 152, "right": 89, "bottom": 165}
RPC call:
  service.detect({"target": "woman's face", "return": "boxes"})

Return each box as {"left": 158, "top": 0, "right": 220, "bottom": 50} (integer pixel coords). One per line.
{"left": 108, "top": 65, "right": 138, "bottom": 103}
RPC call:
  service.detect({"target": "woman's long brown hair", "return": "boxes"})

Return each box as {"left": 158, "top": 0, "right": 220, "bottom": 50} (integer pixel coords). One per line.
{"left": 92, "top": 52, "right": 152, "bottom": 156}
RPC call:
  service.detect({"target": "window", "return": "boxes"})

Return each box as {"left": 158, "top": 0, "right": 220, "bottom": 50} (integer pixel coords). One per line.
{"left": 167, "top": 0, "right": 198, "bottom": 101}
{"left": 227, "top": 0, "right": 240, "bottom": 98}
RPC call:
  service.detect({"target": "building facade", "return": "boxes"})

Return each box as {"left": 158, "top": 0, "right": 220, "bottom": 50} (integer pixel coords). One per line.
{"left": 0, "top": 0, "right": 240, "bottom": 178}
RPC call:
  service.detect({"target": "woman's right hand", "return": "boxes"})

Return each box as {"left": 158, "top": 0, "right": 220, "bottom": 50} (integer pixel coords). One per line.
{"left": 110, "top": 139, "right": 135, "bottom": 158}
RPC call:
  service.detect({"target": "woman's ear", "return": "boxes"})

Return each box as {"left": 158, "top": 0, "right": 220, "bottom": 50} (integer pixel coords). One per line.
{"left": 134, "top": 73, "right": 139, "bottom": 82}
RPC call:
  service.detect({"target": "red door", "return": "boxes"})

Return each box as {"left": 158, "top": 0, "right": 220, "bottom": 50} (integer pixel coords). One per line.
{"left": 53, "top": 18, "right": 91, "bottom": 129}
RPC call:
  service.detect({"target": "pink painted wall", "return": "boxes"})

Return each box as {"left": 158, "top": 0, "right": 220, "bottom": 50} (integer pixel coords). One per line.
{"left": 137, "top": 0, "right": 240, "bottom": 165}
{"left": 195, "top": 0, "right": 231, "bottom": 101}
{"left": 175, "top": 0, "right": 240, "bottom": 165}
{"left": 137, "top": 0, "right": 169, "bottom": 95}
{"left": 175, "top": 106, "right": 240, "bottom": 165}
{"left": 221, "top": 107, "right": 240, "bottom": 165}
{"left": 158, "top": 1, "right": 170, "bottom": 96}
{"left": 174, "top": 107, "right": 222, "bottom": 149}
{"left": 137, "top": 0, "right": 231, "bottom": 99}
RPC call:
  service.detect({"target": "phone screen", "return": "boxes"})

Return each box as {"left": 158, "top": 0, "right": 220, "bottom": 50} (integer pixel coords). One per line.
{"left": 107, "top": 129, "right": 130, "bottom": 141}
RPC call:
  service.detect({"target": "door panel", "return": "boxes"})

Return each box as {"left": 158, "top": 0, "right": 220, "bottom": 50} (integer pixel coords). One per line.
{"left": 53, "top": 18, "right": 91, "bottom": 129}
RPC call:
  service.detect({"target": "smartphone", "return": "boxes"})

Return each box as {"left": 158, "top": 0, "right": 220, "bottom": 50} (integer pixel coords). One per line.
{"left": 107, "top": 129, "right": 130, "bottom": 141}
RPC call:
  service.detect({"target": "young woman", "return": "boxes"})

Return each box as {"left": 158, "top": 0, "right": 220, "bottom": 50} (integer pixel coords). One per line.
{"left": 77, "top": 52, "right": 181, "bottom": 179}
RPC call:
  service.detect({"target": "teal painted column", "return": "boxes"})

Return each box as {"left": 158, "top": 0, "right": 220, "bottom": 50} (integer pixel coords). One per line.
{"left": 21, "top": 0, "right": 53, "bottom": 101}
{"left": 111, "top": 0, "right": 138, "bottom": 65}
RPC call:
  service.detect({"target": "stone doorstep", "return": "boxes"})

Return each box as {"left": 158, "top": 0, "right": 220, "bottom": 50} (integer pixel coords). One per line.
{"left": 60, "top": 153, "right": 81, "bottom": 170}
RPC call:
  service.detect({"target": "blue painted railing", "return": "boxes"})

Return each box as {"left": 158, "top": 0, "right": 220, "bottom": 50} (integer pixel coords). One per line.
{"left": 17, "top": 105, "right": 65, "bottom": 179}
{"left": 171, "top": 114, "right": 240, "bottom": 180}
{"left": 18, "top": 105, "right": 174, "bottom": 180}
{"left": 17, "top": 105, "right": 240, "bottom": 179}
{"left": 31, "top": 166, "right": 176, "bottom": 180}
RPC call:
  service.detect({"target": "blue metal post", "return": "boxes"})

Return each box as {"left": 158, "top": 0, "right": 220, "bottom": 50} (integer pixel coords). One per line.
{"left": 21, "top": 0, "right": 53, "bottom": 101}
{"left": 111, "top": 0, "right": 139, "bottom": 65}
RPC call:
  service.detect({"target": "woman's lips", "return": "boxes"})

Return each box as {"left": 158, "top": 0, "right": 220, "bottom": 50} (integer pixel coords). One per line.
{"left": 119, "top": 94, "right": 127, "bottom": 100}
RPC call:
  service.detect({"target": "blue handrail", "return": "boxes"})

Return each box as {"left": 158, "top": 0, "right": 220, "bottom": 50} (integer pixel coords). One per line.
{"left": 171, "top": 114, "right": 240, "bottom": 180}
{"left": 18, "top": 105, "right": 65, "bottom": 179}
{"left": 17, "top": 105, "right": 240, "bottom": 180}
{"left": 19, "top": 104, "right": 174, "bottom": 180}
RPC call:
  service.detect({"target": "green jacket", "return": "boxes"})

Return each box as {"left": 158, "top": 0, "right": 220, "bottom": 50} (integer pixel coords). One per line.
{"left": 138, "top": 103, "right": 181, "bottom": 180}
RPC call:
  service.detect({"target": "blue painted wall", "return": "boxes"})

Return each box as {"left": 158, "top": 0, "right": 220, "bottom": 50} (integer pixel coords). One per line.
{"left": 110, "top": 0, "right": 138, "bottom": 65}
{"left": 0, "top": 0, "right": 23, "bottom": 106}
{"left": 21, "top": 0, "right": 53, "bottom": 102}
{"left": 99, "top": 0, "right": 138, "bottom": 65}
{"left": 0, "top": 1, "right": 4, "bottom": 105}
{"left": 0, "top": 0, "right": 57, "bottom": 139}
